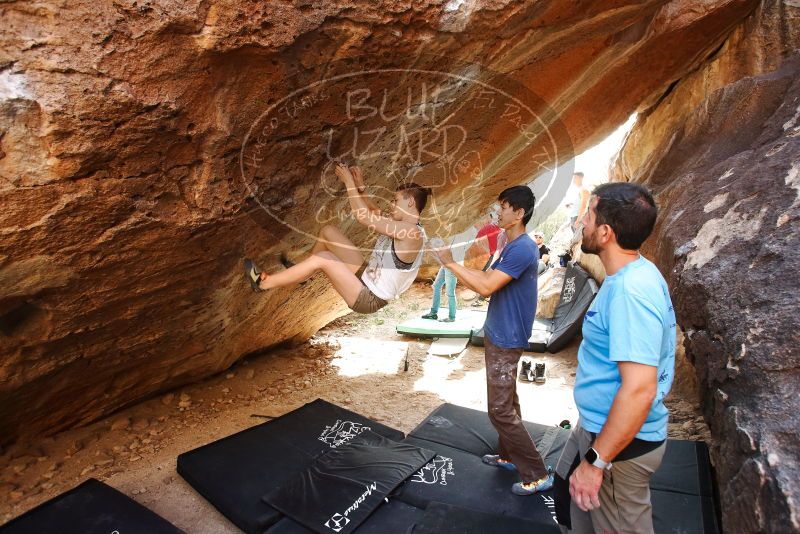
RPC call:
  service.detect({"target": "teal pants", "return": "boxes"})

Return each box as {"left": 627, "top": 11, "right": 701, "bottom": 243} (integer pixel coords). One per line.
{"left": 430, "top": 266, "right": 457, "bottom": 320}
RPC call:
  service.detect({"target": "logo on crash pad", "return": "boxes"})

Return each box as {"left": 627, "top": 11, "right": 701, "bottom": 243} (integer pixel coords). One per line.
{"left": 324, "top": 481, "right": 377, "bottom": 532}
{"left": 318, "top": 419, "right": 371, "bottom": 448}
{"left": 411, "top": 455, "right": 455, "bottom": 485}
{"left": 324, "top": 512, "right": 350, "bottom": 532}
{"left": 562, "top": 276, "right": 576, "bottom": 303}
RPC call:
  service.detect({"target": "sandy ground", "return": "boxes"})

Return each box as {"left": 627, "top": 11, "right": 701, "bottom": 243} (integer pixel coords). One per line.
{"left": 0, "top": 282, "right": 711, "bottom": 532}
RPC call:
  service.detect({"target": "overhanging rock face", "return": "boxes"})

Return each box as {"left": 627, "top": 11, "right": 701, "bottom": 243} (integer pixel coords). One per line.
{"left": 612, "top": 1, "right": 800, "bottom": 531}
{"left": 0, "top": 1, "right": 758, "bottom": 446}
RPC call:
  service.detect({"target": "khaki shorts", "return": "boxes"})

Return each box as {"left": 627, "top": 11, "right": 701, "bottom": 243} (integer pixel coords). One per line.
{"left": 350, "top": 285, "right": 388, "bottom": 314}
{"left": 555, "top": 423, "right": 666, "bottom": 534}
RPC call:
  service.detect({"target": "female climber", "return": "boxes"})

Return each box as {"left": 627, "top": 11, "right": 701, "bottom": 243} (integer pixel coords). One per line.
{"left": 244, "top": 163, "right": 430, "bottom": 314}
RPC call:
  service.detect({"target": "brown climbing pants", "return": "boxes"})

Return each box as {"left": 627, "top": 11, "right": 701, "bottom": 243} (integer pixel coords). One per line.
{"left": 484, "top": 336, "right": 548, "bottom": 483}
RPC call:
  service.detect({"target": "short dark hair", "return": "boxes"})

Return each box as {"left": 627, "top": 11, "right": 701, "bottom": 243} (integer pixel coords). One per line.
{"left": 574, "top": 172, "right": 584, "bottom": 178}
{"left": 396, "top": 183, "right": 431, "bottom": 213}
{"left": 498, "top": 185, "right": 536, "bottom": 225}
{"left": 592, "top": 182, "right": 657, "bottom": 250}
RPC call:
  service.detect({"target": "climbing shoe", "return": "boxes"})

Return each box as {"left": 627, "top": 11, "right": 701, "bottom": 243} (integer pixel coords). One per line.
{"left": 519, "top": 359, "right": 534, "bottom": 382}
{"left": 534, "top": 362, "right": 546, "bottom": 383}
{"left": 512, "top": 468, "right": 554, "bottom": 495}
{"left": 244, "top": 259, "right": 264, "bottom": 292}
{"left": 421, "top": 312, "right": 438, "bottom": 320}
{"left": 481, "top": 454, "right": 517, "bottom": 471}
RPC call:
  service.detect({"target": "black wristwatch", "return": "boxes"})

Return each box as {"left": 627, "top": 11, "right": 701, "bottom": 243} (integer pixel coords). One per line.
{"left": 585, "top": 447, "right": 612, "bottom": 470}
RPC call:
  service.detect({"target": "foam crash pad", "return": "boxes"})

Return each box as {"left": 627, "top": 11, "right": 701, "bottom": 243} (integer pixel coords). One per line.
{"left": 411, "top": 404, "right": 720, "bottom": 534}
{"left": 0, "top": 478, "right": 183, "bottom": 534}
{"left": 176, "top": 399, "right": 404, "bottom": 534}
{"left": 265, "top": 500, "right": 425, "bottom": 534}
{"left": 546, "top": 264, "right": 598, "bottom": 353}
{"left": 471, "top": 317, "right": 553, "bottom": 351}
{"left": 427, "top": 337, "right": 469, "bottom": 357}
{"left": 650, "top": 439, "right": 715, "bottom": 498}
{"left": 263, "top": 431, "right": 435, "bottom": 534}
{"left": 652, "top": 489, "right": 719, "bottom": 534}
{"left": 396, "top": 436, "right": 561, "bottom": 527}
{"left": 409, "top": 403, "right": 569, "bottom": 466}
{"left": 411, "top": 502, "right": 561, "bottom": 534}
{"left": 396, "top": 308, "right": 486, "bottom": 338}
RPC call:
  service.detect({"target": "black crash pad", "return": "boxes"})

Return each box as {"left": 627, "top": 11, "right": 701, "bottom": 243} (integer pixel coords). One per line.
{"left": 265, "top": 500, "right": 425, "bottom": 534}
{"left": 0, "top": 478, "right": 183, "bottom": 534}
{"left": 411, "top": 502, "right": 561, "bottom": 534}
{"left": 263, "top": 430, "right": 435, "bottom": 534}
{"left": 395, "top": 436, "right": 561, "bottom": 527}
{"left": 652, "top": 489, "right": 719, "bottom": 534}
{"left": 547, "top": 264, "right": 598, "bottom": 353}
{"left": 176, "top": 399, "right": 404, "bottom": 533}
{"left": 410, "top": 403, "right": 719, "bottom": 533}
{"left": 408, "top": 403, "right": 569, "bottom": 466}
{"left": 651, "top": 439, "right": 715, "bottom": 498}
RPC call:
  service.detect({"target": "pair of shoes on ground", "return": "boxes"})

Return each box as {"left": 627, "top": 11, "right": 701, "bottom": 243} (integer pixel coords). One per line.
{"left": 482, "top": 455, "right": 554, "bottom": 495}
{"left": 421, "top": 312, "right": 456, "bottom": 322}
{"left": 519, "top": 360, "right": 546, "bottom": 383}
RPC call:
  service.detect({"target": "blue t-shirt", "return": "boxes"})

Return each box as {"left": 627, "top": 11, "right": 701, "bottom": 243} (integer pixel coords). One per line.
{"left": 574, "top": 256, "right": 676, "bottom": 441}
{"left": 483, "top": 233, "right": 539, "bottom": 349}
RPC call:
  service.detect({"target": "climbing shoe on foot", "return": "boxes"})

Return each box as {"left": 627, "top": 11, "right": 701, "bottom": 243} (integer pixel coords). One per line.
{"left": 481, "top": 454, "right": 517, "bottom": 471}
{"left": 439, "top": 317, "right": 456, "bottom": 323}
{"left": 512, "top": 468, "right": 554, "bottom": 495}
{"left": 421, "top": 312, "right": 438, "bottom": 320}
{"left": 244, "top": 259, "right": 264, "bottom": 292}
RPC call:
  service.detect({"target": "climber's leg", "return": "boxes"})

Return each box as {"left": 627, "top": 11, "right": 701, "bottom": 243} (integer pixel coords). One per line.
{"left": 259, "top": 251, "right": 363, "bottom": 307}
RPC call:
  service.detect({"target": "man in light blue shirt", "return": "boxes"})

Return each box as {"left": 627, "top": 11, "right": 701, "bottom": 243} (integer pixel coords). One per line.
{"left": 554, "top": 182, "right": 676, "bottom": 534}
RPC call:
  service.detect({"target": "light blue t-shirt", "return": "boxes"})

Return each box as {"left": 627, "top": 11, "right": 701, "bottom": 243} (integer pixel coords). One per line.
{"left": 574, "top": 256, "right": 676, "bottom": 441}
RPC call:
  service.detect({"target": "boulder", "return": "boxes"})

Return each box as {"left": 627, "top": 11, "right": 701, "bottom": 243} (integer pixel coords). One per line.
{"left": 0, "top": 0, "right": 758, "bottom": 445}
{"left": 536, "top": 266, "right": 565, "bottom": 319}
{"left": 612, "top": 1, "right": 800, "bottom": 530}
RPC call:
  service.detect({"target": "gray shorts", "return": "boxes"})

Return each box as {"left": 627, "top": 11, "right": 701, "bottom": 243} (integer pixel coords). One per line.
{"left": 350, "top": 285, "right": 388, "bottom": 314}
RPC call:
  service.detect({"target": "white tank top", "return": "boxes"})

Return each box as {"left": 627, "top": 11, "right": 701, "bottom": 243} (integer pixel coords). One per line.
{"left": 361, "top": 224, "right": 426, "bottom": 301}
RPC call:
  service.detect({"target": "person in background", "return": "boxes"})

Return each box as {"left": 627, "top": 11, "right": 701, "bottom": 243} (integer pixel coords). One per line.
{"left": 422, "top": 213, "right": 491, "bottom": 322}
{"left": 564, "top": 172, "right": 591, "bottom": 230}
{"left": 422, "top": 265, "right": 458, "bottom": 322}
{"left": 533, "top": 231, "right": 550, "bottom": 274}
{"left": 471, "top": 207, "right": 506, "bottom": 307}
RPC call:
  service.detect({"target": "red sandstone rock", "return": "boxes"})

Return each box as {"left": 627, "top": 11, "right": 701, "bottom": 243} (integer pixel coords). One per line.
{"left": 0, "top": 0, "right": 757, "bottom": 450}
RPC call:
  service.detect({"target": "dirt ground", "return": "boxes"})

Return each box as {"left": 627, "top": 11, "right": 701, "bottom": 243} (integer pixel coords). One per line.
{"left": 0, "top": 282, "right": 711, "bottom": 532}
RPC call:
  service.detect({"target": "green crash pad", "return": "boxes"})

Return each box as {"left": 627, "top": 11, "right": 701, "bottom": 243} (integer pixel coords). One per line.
{"left": 396, "top": 308, "right": 487, "bottom": 338}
